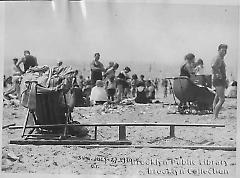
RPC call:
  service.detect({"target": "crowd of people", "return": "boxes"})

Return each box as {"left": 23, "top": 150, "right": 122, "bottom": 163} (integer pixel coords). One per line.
{"left": 86, "top": 52, "right": 159, "bottom": 105}
{"left": 3, "top": 51, "right": 160, "bottom": 106}
{"left": 3, "top": 44, "right": 236, "bottom": 119}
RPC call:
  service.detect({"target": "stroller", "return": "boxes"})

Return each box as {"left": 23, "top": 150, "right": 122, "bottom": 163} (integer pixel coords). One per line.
{"left": 172, "top": 76, "right": 215, "bottom": 114}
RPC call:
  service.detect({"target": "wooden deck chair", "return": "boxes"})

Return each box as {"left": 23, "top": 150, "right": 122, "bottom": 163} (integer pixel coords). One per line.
{"left": 21, "top": 80, "right": 72, "bottom": 140}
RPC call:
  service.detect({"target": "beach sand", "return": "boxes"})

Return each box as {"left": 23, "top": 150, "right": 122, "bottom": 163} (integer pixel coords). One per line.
{"left": 1, "top": 90, "right": 237, "bottom": 176}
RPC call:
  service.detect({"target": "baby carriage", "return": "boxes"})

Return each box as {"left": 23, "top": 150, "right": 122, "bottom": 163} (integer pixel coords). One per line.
{"left": 173, "top": 76, "right": 215, "bottom": 114}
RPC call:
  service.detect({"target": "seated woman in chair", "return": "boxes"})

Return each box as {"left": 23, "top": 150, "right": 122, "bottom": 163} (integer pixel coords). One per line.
{"left": 90, "top": 80, "right": 108, "bottom": 105}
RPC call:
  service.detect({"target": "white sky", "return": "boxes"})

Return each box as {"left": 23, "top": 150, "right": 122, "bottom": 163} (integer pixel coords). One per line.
{"left": 2, "top": 1, "right": 239, "bottom": 79}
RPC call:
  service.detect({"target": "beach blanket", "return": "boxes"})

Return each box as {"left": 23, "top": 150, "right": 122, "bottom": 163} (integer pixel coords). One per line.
{"left": 20, "top": 65, "right": 76, "bottom": 110}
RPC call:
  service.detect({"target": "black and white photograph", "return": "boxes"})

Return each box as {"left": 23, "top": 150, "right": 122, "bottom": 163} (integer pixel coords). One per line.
{"left": 1, "top": 0, "right": 239, "bottom": 176}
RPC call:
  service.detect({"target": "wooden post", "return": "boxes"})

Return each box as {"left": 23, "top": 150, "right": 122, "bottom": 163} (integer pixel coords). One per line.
{"left": 170, "top": 126, "right": 175, "bottom": 138}
{"left": 94, "top": 126, "right": 97, "bottom": 140}
{"left": 119, "top": 125, "right": 126, "bottom": 140}
{"left": 22, "top": 109, "right": 30, "bottom": 137}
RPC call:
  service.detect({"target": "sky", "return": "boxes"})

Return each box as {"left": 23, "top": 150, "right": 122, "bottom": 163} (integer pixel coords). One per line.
{"left": 2, "top": 1, "right": 239, "bottom": 79}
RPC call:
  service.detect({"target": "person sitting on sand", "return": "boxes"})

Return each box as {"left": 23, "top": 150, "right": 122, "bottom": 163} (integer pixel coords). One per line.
{"left": 135, "top": 80, "right": 149, "bottom": 104}
{"left": 90, "top": 80, "right": 108, "bottom": 105}
{"left": 180, "top": 53, "right": 196, "bottom": 78}
{"left": 4, "top": 58, "right": 23, "bottom": 100}
{"left": 226, "top": 80, "right": 237, "bottom": 98}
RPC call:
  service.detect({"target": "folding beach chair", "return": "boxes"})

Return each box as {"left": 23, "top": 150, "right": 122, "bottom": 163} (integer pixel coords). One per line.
{"left": 20, "top": 80, "right": 73, "bottom": 139}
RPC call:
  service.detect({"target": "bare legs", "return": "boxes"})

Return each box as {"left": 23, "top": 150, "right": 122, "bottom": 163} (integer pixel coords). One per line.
{"left": 213, "top": 86, "right": 225, "bottom": 119}
{"left": 117, "top": 84, "right": 123, "bottom": 102}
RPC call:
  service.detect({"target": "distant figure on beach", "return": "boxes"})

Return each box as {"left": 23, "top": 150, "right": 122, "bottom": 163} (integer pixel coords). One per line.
{"left": 106, "top": 76, "right": 117, "bottom": 101}
{"left": 194, "top": 58, "right": 205, "bottom": 75}
{"left": 90, "top": 53, "right": 105, "bottom": 86}
{"left": 116, "top": 66, "right": 131, "bottom": 102}
{"left": 212, "top": 44, "right": 228, "bottom": 119}
{"left": 78, "top": 75, "right": 85, "bottom": 90}
{"left": 163, "top": 79, "right": 168, "bottom": 98}
{"left": 154, "top": 78, "right": 159, "bottom": 91}
{"left": 131, "top": 74, "right": 138, "bottom": 98}
{"left": 139, "top": 74, "right": 146, "bottom": 86}
{"left": 105, "top": 61, "right": 114, "bottom": 72}
{"left": 104, "top": 63, "right": 119, "bottom": 80}
{"left": 4, "top": 58, "right": 23, "bottom": 100}
{"left": 180, "top": 53, "right": 195, "bottom": 78}
{"left": 104, "top": 63, "right": 119, "bottom": 101}
{"left": 17, "top": 50, "right": 38, "bottom": 73}
{"left": 57, "top": 60, "right": 63, "bottom": 67}
{"left": 145, "top": 80, "right": 156, "bottom": 101}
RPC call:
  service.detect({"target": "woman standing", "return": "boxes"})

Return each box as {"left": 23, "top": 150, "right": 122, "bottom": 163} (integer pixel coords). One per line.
{"left": 180, "top": 53, "right": 196, "bottom": 78}
{"left": 212, "top": 44, "right": 228, "bottom": 119}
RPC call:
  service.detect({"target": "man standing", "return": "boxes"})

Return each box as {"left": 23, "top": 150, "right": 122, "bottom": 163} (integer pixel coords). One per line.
{"left": 17, "top": 50, "right": 38, "bottom": 73}
{"left": 90, "top": 53, "right": 105, "bottom": 86}
{"left": 212, "top": 44, "right": 228, "bottom": 119}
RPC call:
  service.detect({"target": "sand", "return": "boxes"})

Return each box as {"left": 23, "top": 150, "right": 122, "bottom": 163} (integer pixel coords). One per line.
{"left": 1, "top": 91, "right": 237, "bottom": 176}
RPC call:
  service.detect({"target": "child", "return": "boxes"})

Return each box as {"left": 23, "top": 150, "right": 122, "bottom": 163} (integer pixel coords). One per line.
{"left": 194, "top": 58, "right": 205, "bottom": 75}
{"left": 106, "top": 76, "right": 117, "bottom": 101}
{"left": 116, "top": 67, "right": 131, "bottom": 102}
{"left": 131, "top": 74, "right": 138, "bottom": 98}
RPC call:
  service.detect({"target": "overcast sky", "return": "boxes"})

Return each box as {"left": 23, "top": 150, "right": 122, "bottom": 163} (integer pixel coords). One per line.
{"left": 3, "top": 1, "right": 239, "bottom": 79}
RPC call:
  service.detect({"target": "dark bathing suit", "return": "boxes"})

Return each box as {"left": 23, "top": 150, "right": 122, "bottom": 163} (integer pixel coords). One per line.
{"left": 91, "top": 61, "right": 104, "bottom": 85}
{"left": 24, "top": 55, "right": 38, "bottom": 72}
{"left": 212, "top": 58, "right": 226, "bottom": 87}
